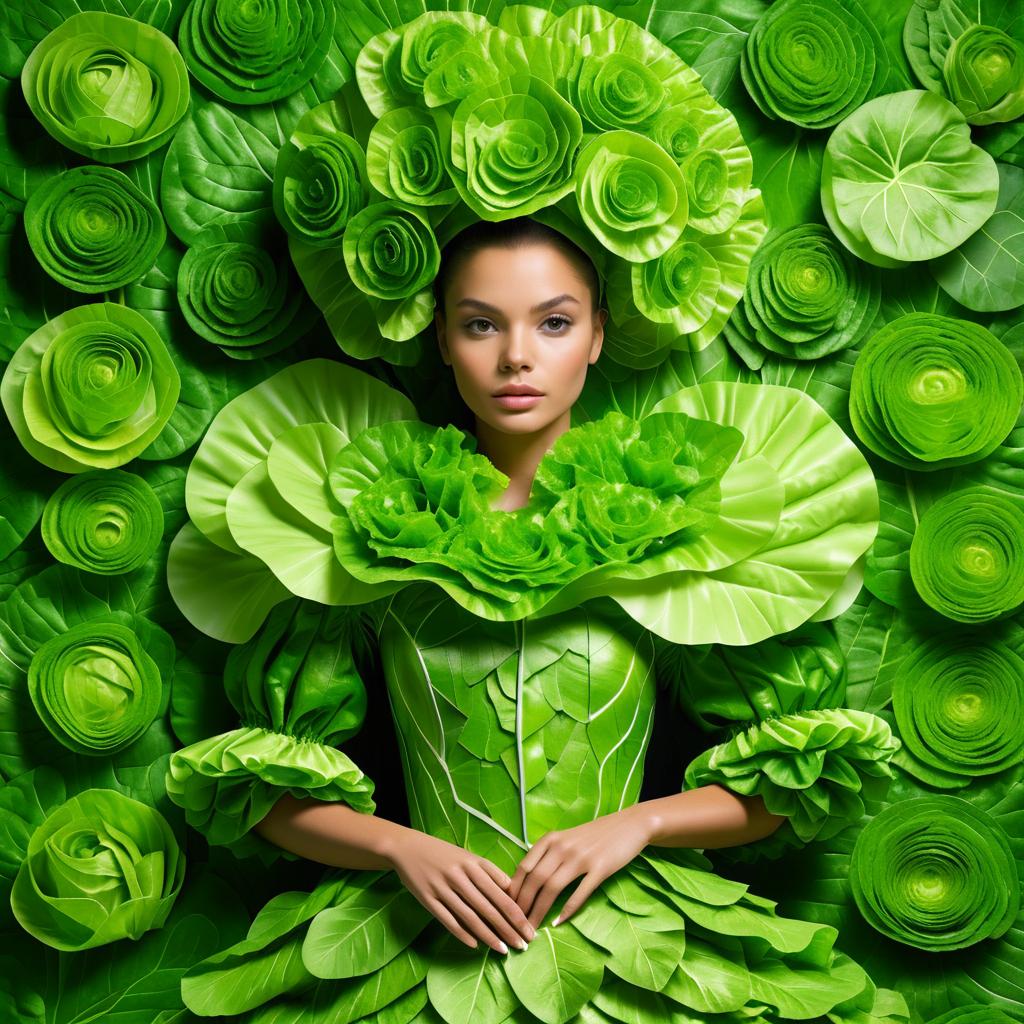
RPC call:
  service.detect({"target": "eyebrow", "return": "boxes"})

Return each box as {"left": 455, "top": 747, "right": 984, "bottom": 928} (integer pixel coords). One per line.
{"left": 456, "top": 294, "right": 581, "bottom": 315}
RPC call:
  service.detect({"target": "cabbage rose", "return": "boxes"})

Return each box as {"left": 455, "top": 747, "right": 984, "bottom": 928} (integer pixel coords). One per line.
{"left": 725, "top": 224, "right": 879, "bottom": 369}
{"left": 178, "top": 0, "right": 336, "bottom": 105}
{"left": 742, "top": 0, "right": 886, "bottom": 129}
{"left": 910, "top": 488, "right": 1024, "bottom": 622}
{"left": 849, "top": 313, "right": 1022, "bottom": 470}
{"left": 0, "top": 303, "right": 181, "bottom": 473}
{"left": 20, "top": 12, "right": 190, "bottom": 163}
{"left": 849, "top": 796, "right": 1019, "bottom": 950}
{"left": 23, "top": 165, "right": 165, "bottom": 293}
{"left": 40, "top": 469, "right": 164, "bottom": 575}
{"left": 27, "top": 619, "right": 164, "bottom": 755}
{"left": 10, "top": 788, "right": 185, "bottom": 950}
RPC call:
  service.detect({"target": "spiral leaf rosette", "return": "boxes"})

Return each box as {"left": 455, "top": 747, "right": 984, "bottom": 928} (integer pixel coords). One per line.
{"left": 177, "top": 242, "right": 314, "bottom": 359}
{"left": 944, "top": 24, "right": 1024, "bottom": 126}
{"left": 910, "top": 488, "right": 1024, "bottom": 623}
{"left": 366, "top": 107, "right": 457, "bottom": 206}
{"left": 724, "top": 224, "right": 879, "bottom": 370}
{"left": 436, "top": 72, "right": 583, "bottom": 219}
{"left": 273, "top": 99, "right": 370, "bottom": 247}
{"left": 178, "top": 0, "right": 336, "bottom": 105}
{"left": 41, "top": 469, "right": 164, "bottom": 575}
{"left": 0, "top": 303, "right": 181, "bottom": 473}
{"left": 849, "top": 313, "right": 1022, "bottom": 470}
{"left": 342, "top": 201, "right": 440, "bottom": 303}
{"left": 892, "top": 632, "right": 1024, "bottom": 783}
{"left": 23, "top": 166, "right": 166, "bottom": 294}
{"left": 576, "top": 129, "right": 689, "bottom": 261}
{"left": 10, "top": 788, "right": 185, "bottom": 951}
{"left": 849, "top": 796, "right": 1020, "bottom": 951}
{"left": 20, "top": 12, "right": 190, "bottom": 163}
{"left": 27, "top": 619, "right": 164, "bottom": 756}
{"left": 741, "top": 0, "right": 887, "bottom": 129}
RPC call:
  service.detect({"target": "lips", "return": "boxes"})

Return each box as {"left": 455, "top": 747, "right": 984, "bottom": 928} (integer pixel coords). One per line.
{"left": 493, "top": 386, "right": 544, "bottom": 396}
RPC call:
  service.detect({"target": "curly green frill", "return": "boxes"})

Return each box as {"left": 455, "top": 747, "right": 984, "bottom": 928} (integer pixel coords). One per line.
{"left": 849, "top": 313, "right": 1022, "bottom": 470}
{"left": 27, "top": 619, "right": 164, "bottom": 756}
{"left": 11, "top": 788, "right": 185, "bottom": 951}
{"left": 23, "top": 165, "right": 165, "bottom": 293}
{"left": 20, "top": 12, "right": 190, "bottom": 163}
{"left": 165, "top": 725, "right": 376, "bottom": 854}
{"left": 0, "top": 302, "right": 181, "bottom": 473}
{"left": 330, "top": 409, "right": 746, "bottom": 616}
{"left": 849, "top": 796, "right": 1019, "bottom": 950}
{"left": 725, "top": 224, "right": 880, "bottom": 370}
{"left": 685, "top": 709, "right": 899, "bottom": 846}
{"left": 909, "top": 487, "right": 1024, "bottom": 622}
{"left": 178, "top": 0, "right": 335, "bottom": 105}
{"left": 179, "top": 840, "right": 903, "bottom": 1024}
{"left": 41, "top": 469, "right": 164, "bottom": 574}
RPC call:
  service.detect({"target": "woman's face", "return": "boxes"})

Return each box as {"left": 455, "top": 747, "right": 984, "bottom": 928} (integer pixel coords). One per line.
{"left": 434, "top": 242, "right": 606, "bottom": 438}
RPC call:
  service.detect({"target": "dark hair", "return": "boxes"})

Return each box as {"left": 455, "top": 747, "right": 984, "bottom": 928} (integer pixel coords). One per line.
{"left": 432, "top": 216, "right": 604, "bottom": 316}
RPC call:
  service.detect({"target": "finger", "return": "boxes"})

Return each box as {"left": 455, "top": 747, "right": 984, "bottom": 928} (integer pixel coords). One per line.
{"left": 552, "top": 874, "right": 602, "bottom": 926}
{"left": 516, "top": 846, "right": 562, "bottom": 918}
{"left": 528, "top": 865, "right": 580, "bottom": 931}
{"left": 479, "top": 860, "right": 512, "bottom": 890}
{"left": 461, "top": 866, "right": 531, "bottom": 950}
{"left": 440, "top": 886, "right": 508, "bottom": 955}
{"left": 426, "top": 896, "right": 481, "bottom": 950}
{"left": 470, "top": 863, "right": 535, "bottom": 944}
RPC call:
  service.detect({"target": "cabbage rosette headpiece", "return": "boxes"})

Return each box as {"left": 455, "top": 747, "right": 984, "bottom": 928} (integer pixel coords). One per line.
{"left": 272, "top": 6, "right": 767, "bottom": 368}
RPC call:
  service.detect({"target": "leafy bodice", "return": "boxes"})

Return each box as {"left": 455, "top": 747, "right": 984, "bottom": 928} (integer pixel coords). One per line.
{"left": 368, "top": 582, "right": 657, "bottom": 877}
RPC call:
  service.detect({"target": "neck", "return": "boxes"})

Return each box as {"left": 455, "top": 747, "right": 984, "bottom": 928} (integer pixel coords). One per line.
{"left": 475, "top": 409, "right": 571, "bottom": 512}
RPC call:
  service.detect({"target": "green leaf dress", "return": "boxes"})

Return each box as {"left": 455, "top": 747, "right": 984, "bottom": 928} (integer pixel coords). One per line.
{"left": 162, "top": 359, "right": 906, "bottom": 1024}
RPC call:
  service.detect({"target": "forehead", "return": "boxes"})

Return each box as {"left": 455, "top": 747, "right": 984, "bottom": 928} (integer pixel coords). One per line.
{"left": 447, "top": 243, "right": 590, "bottom": 302}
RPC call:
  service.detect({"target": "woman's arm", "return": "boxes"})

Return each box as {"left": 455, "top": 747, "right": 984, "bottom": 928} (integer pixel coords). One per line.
{"left": 627, "top": 784, "right": 786, "bottom": 849}
{"left": 253, "top": 793, "right": 409, "bottom": 870}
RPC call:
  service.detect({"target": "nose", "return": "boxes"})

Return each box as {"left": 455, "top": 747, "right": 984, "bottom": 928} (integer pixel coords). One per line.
{"left": 500, "top": 324, "right": 533, "bottom": 372}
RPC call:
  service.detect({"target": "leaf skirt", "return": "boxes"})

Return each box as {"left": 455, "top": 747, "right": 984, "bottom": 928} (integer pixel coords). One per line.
{"left": 179, "top": 845, "right": 907, "bottom": 1024}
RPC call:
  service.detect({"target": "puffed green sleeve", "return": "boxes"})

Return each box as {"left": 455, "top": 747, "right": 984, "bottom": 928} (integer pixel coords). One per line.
{"left": 165, "top": 597, "right": 381, "bottom": 862}
{"left": 653, "top": 623, "right": 900, "bottom": 854}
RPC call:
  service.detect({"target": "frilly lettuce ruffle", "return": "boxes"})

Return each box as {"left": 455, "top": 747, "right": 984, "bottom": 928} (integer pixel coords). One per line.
{"left": 329, "top": 407, "right": 748, "bottom": 614}
{"left": 165, "top": 724, "right": 375, "bottom": 861}
{"left": 685, "top": 708, "right": 900, "bottom": 848}
{"left": 168, "top": 361, "right": 879, "bottom": 648}
{"left": 164, "top": 599, "right": 379, "bottom": 860}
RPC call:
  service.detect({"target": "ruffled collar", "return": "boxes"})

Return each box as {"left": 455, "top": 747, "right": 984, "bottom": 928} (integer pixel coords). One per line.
{"left": 328, "top": 408, "right": 744, "bottom": 618}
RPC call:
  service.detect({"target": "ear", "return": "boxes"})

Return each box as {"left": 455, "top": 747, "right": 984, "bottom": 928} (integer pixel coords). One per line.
{"left": 589, "top": 308, "right": 606, "bottom": 364}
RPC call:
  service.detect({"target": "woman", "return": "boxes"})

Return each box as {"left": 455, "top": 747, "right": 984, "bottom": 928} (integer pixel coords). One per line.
{"left": 166, "top": 216, "right": 906, "bottom": 1024}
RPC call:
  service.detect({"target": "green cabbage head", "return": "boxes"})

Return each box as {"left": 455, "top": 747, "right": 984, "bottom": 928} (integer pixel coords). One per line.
{"left": 909, "top": 488, "right": 1024, "bottom": 623}
{"left": 27, "top": 619, "right": 165, "bottom": 755}
{"left": 0, "top": 303, "right": 181, "bottom": 473}
{"left": 20, "top": 12, "right": 191, "bottom": 163}
{"left": 850, "top": 796, "right": 1019, "bottom": 950}
{"left": 10, "top": 788, "right": 185, "bottom": 950}
{"left": 945, "top": 24, "right": 1024, "bottom": 124}
{"left": 849, "top": 313, "right": 1022, "bottom": 471}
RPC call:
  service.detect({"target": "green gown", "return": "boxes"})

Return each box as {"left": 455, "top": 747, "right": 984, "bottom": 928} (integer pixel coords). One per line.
{"left": 166, "top": 579, "right": 905, "bottom": 1024}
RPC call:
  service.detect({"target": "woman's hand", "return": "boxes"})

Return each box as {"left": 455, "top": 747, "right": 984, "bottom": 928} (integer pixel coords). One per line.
{"left": 508, "top": 806, "right": 653, "bottom": 931}
{"left": 388, "top": 830, "right": 537, "bottom": 955}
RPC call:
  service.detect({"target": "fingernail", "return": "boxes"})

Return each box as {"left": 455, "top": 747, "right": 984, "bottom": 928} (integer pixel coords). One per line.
{"left": 527, "top": 924, "right": 537, "bottom": 940}
{"left": 514, "top": 938, "right": 528, "bottom": 951}
{"left": 497, "top": 941, "right": 509, "bottom": 955}
{"left": 552, "top": 916, "right": 561, "bottom": 927}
